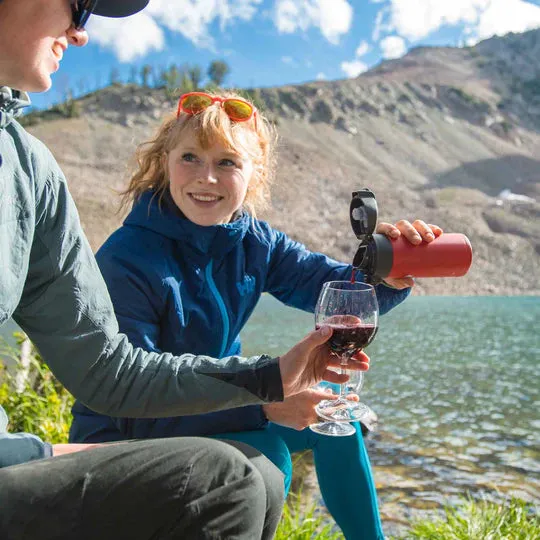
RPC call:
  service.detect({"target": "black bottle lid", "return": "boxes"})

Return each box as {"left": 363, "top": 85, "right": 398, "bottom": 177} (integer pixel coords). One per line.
{"left": 350, "top": 189, "right": 378, "bottom": 242}
{"left": 350, "top": 189, "right": 393, "bottom": 281}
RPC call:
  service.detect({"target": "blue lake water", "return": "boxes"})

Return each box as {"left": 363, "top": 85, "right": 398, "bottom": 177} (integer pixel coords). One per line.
{"left": 241, "top": 295, "right": 540, "bottom": 529}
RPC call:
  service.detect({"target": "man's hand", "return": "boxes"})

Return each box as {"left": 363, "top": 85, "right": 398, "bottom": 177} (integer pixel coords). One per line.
{"left": 263, "top": 388, "right": 337, "bottom": 430}
{"left": 278, "top": 326, "right": 369, "bottom": 398}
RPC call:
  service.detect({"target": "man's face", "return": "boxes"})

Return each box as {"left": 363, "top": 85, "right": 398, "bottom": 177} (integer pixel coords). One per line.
{"left": 0, "top": 0, "right": 88, "bottom": 92}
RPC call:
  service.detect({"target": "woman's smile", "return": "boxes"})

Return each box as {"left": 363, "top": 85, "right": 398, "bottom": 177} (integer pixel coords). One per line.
{"left": 189, "top": 192, "right": 224, "bottom": 204}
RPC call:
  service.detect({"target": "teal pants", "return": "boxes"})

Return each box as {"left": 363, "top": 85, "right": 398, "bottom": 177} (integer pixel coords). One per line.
{"left": 213, "top": 422, "right": 384, "bottom": 540}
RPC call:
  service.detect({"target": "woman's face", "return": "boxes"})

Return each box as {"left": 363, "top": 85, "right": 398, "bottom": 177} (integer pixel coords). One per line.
{"left": 0, "top": 0, "right": 88, "bottom": 92}
{"left": 166, "top": 127, "right": 256, "bottom": 226}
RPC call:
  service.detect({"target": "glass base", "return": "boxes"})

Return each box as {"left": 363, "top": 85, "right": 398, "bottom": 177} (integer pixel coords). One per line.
{"left": 309, "top": 421, "right": 356, "bottom": 437}
{"left": 316, "top": 398, "right": 371, "bottom": 423}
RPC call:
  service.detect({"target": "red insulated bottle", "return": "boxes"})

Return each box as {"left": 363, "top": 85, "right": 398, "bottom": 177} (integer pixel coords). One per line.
{"left": 350, "top": 189, "right": 473, "bottom": 282}
{"left": 372, "top": 232, "right": 472, "bottom": 279}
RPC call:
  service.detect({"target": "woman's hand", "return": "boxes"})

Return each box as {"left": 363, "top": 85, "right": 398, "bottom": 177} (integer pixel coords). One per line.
{"left": 263, "top": 387, "right": 359, "bottom": 430}
{"left": 278, "top": 326, "right": 370, "bottom": 398}
{"left": 376, "top": 219, "right": 443, "bottom": 289}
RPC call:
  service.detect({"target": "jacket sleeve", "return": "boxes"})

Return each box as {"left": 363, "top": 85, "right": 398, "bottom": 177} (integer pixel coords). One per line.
{"left": 0, "top": 407, "right": 52, "bottom": 469}
{"left": 96, "top": 245, "right": 164, "bottom": 354}
{"left": 265, "top": 228, "right": 410, "bottom": 316}
{"left": 12, "top": 135, "right": 283, "bottom": 418}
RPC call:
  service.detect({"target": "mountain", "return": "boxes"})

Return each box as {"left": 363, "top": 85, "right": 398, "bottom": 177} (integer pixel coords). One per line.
{"left": 25, "top": 29, "right": 540, "bottom": 295}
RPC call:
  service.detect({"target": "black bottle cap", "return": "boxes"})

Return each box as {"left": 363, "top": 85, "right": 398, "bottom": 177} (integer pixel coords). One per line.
{"left": 350, "top": 189, "right": 378, "bottom": 243}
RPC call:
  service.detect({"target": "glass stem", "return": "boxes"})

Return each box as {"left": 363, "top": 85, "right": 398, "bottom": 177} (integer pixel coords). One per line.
{"left": 339, "top": 353, "right": 350, "bottom": 400}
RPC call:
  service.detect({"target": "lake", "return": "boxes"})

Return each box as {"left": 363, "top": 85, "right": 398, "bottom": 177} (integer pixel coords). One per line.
{"left": 1, "top": 295, "right": 539, "bottom": 533}
{"left": 241, "top": 295, "right": 540, "bottom": 533}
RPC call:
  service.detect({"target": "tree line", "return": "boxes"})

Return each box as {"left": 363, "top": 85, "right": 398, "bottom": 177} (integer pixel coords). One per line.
{"left": 67, "top": 59, "right": 231, "bottom": 102}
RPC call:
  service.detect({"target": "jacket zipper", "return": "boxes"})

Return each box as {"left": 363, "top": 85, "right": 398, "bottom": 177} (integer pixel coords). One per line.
{"left": 205, "top": 260, "right": 230, "bottom": 358}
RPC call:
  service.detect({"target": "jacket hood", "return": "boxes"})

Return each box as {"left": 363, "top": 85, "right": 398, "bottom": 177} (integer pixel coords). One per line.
{"left": 124, "top": 190, "right": 251, "bottom": 258}
{"left": 0, "top": 87, "right": 31, "bottom": 130}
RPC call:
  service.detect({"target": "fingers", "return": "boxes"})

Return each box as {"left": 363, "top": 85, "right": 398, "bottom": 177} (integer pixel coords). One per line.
{"left": 380, "top": 219, "right": 444, "bottom": 245}
{"left": 345, "top": 359, "right": 370, "bottom": 371}
{"left": 427, "top": 223, "right": 444, "bottom": 237}
{"left": 383, "top": 276, "right": 415, "bottom": 289}
{"left": 411, "top": 219, "right": 437, "bottom": 242}
{"left": 302, "top": 325, "right": 332, "bottom": 349}
{"left": 322, "top": 369, "right": 350, "bottom": 384}
{"left": 375, "top": 221, "right": 400, "bottom": 239}
{"left": 328, "top": 359, "right": 369, "bottom": 371}
{"left": 312, "top": 389, "right": 338, "bottom": 401}
{"left": 328, "top": 351, "right": 370, "bottom": 371}
{"left": 350, "top": 350, "right": 369, "bottom": 364}
{"left": 395, "top": 219, "right": 423, "bottom": 244}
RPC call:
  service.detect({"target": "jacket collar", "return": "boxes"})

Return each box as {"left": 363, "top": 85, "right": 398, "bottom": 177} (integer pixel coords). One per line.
{"left": 0, "top": 87, "right": 31, "bottom": 130}
{"left": 124, "top": 190, "right": 251, "bottom": 258}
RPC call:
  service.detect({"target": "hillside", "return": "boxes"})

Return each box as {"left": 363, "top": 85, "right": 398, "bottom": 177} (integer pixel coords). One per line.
{"left": 25, "top": 29, "right": 540, "bottom": 295}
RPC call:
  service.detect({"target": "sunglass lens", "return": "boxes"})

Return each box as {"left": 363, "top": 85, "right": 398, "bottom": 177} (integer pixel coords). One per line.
{"left": 223, "top": 99, "right": 253, "bottom": 120}
{"left": 181, "top": 94, "right": 214, "bottom": 114}
{"left": 71, "top": 0, "right": 94, "bottom": 30}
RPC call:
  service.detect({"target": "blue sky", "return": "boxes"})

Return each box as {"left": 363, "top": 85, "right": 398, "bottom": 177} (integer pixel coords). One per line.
{"left": 32, "top": 0, "right": 540, "bottom": 111}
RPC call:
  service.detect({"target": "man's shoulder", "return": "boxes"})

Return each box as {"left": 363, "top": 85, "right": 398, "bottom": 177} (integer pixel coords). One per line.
{"left": 4, "top": 121, "right": 63, "bottom": 185}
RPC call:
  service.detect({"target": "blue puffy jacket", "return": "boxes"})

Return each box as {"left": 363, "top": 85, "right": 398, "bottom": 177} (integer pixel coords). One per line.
{"left": 70, "top": 191, "right": 410, "bottom": 443}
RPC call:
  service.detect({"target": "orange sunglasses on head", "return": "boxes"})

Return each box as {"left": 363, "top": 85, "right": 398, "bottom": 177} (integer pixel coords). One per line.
{"left": 176, "top": 92, "right": 257, "bottom": 126}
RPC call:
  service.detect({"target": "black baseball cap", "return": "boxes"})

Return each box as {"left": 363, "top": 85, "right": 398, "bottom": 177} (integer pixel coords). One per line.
{"left": 93, "top": 0, "right": 150, "bottom": 18}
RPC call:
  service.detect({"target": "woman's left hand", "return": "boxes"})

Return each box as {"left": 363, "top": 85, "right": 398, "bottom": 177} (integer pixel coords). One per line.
{"left": 376, "top": 220, "right": 443, "bottom": 289}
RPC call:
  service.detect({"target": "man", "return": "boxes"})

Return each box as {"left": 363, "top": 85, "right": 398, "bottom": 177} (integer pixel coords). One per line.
{"left": 0, "top": 1, "right": 369, "bottom": 538}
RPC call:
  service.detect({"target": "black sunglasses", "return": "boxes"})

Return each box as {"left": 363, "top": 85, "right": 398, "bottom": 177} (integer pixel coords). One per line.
{"left": 70, "top": 0, "right": 99, "bottom": 30}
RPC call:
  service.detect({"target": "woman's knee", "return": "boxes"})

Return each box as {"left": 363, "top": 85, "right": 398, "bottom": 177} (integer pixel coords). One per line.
{"left": 214, "top": 430, "right": 293, "bottom": 495}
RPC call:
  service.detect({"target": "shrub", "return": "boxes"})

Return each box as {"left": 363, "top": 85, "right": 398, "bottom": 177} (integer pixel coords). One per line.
{"left": 0, "top": 333, "right": 74, "bottom": 443}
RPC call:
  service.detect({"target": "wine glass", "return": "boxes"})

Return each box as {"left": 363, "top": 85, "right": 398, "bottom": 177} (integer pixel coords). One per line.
{"left": 310, "top": 281, "right": 379, "bottom": 437}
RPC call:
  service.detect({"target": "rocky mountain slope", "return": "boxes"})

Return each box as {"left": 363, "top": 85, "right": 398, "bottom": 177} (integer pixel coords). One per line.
{"left": 26, "top": 29, "right": 540, "bottom": 295}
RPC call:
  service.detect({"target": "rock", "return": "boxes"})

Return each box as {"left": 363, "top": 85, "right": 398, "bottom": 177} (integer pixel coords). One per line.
{"left": 335, "top": 116, "right": 358, "bottom": 135}
{"left": 358, "top": 100, "right": 380, "bottom": 116}
{"left": 310, "top": 99, "right": 334, "bottom": 123}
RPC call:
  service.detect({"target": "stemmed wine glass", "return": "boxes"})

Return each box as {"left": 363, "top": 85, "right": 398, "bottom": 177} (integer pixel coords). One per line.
{"left": 310, "top": 281, "right": 379, "bottom": 437}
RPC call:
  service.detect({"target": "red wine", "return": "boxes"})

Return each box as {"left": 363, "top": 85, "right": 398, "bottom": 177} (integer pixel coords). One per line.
{"left": 317, "top": 322, "right": 378, "bottom": 355}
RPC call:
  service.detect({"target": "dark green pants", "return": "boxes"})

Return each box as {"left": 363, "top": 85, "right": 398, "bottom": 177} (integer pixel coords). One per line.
{"left": 0, "top": 437, "right": 284, "bottom": 540}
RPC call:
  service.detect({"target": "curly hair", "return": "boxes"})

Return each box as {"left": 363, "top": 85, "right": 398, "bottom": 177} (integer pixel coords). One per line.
{"left": 121, "top": 91, "right": 277, "bottom": 217}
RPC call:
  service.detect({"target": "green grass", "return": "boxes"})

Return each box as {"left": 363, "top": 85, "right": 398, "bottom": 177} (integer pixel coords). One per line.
{"left": 275, "top": 489, "right": 344, "bottom": 540}
{"left": 399, "top": 496, "right": 539, "bottom": 540}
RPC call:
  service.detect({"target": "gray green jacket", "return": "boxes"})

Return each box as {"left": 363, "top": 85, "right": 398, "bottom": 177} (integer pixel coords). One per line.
{"left": 0, "top": 87, "right": 282, "bottom": 469}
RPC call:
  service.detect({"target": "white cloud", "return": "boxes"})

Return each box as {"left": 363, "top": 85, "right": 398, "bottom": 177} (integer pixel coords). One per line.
{"left": 380, "top": 35, "right": 407, "bottom": 59}
{"left": 316, "top": 72, "right": 327, "bottom": 80}
{"left": 341, "top": 59, "right": 368, "bottom": 78}
{"left": 374, "top": 0, "right": 540, "bottom": 44}
{"left": 340, "top": 40, "right": 370, "bottom": 80}
{"left": 88, "top": 0, "right": 263, "bottom": 61}
{"left": 88, "top": 12, "right": 164, "bottom": 62}
{"left": 282, "top": 56, "right": 294, "bottom": 64}
{"left": 474, "top": 0, "right": 540, "bottom": 40}
{"left": 274, "top": 0, "right": 354, "bottom": 44}
{"left": 356, "top": 40, "right": 370, "bottom": 57}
